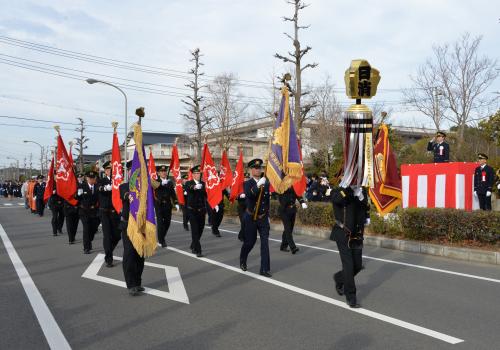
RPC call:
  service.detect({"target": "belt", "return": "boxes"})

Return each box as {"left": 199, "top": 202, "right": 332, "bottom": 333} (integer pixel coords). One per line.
{"left": 80, "top": 205, "right": 97, "bottom": 209}
{"left": 246, "top": 209, "right": 268, "bottom": 219}
{"left": 187, "top": 206, "right": 205, "bottom": 212}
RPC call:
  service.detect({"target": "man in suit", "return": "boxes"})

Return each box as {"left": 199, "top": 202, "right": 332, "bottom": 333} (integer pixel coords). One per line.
{"left": 98, "top": 161, "right": 121, "bottom": 267}
{"left": 427, "top": 131, "right": 450, "bottom": 163}
{"left": 49, "top": 191, "right": 65, "bottom": 236}
{"left": 154, "top": 165, "right": 178, "bottom": 248}
{"left": 63, "top": 198, "right": 79, "bottom": 244}
{"left": 474, "top": 153, "right": 495, "bottom": 211}
{"left": 185, "top": 165, "right": 207, "bottom": 257}
{"left": 33, "top": 175, "right": 46, "bottom": 217}
{"left": 181, "top": 175, "right": 190, "bottom": 231}
{"left": 76, "top": 171, "right": 100, "bottom": 254}
{"left": 208, "top": 187, "right": 229, "bottom": 238}
{"left": 278, "top": 186, "right": 307, "bottom": 254}
{"left": 239, "top": 159, "right": 272, "bottom": 277}
{"left": 236, "top": 172, "right": 250, "bottom": 242}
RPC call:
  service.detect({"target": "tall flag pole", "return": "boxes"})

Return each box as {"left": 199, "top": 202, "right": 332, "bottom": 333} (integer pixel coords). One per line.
{"left": 369, "top": 124, "right": 402, "bottom": 214}
{"left": 229, "top": 146, "right": 244, "bottom": 203}
{"left": 148, "top": 146, "right": 157, "bottom": 180}
{"left": 169, "top": 139, "right": 185, "bottom": 205}
{"left": 43, "top": 151, "right": 55, "bottom": 204}
{"left": 54, "top": 126, "right": 78, "bottom": 205}
{"left": 111, "top": 122, "right": 124, "bottom": 213}
{"left": 265, "top": 74, "right": 302, "bottom": 193}
{"left": 293, "top": 139, "right": 307, "bottom": 197}
{"left": 202, "top": 143, "right": 222, "bottom": 208}
{"left": 219, "top": 149, "right": 233, "bottom": 190}
{"left": 127, "top": 109, "right": 157, "bottom": 257}
{"left": 68, "top": 141, "right": 74, "bottom": 166}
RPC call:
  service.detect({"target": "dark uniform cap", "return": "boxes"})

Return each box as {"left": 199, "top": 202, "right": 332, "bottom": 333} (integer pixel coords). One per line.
{"left": 102, "top": 161, "right": 111, "bottom": 169}
{"left": 77, "top": 173, "right": 84, "bottom": 178}
{"left": 436, "top": 131, "right": 446, "bottom": 137}
{"left": 477, "top": 153, "right": 488, "bottom": 160}
{"left": 248, "top": 158, "right": 263, "bottom": 169}
{"left": 85, "top": 170, "right": 97, "bottom": 178}
{"left": 244, "top": 172, "right": 250, "bottom": 178}
{"left": 37, "top": 174, "right": 44, "bottom": 179}
{"left": 123, "top": 160, "right": 133, "bottom": 169}
{"left": 190, "top": 165, "right": 201, "bottom": 173}
{"left": 182, "top": 174, "right": 188, "bottom": 180}
{"left": 157, "top": 165, "right": 168, "bottom": 172}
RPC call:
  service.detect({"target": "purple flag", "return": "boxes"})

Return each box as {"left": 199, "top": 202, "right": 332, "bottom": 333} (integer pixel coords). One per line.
{"left": 127, "top": 123, "right": 157, "bottom": 257}
{"left": 265, "top": 86, "right": 302, "bottom": 193}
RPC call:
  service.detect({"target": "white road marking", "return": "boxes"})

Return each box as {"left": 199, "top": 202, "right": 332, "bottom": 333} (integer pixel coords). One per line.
{"left": 0, "top": 224, "right": 71, "bottom": 350}
{"left": 82, "top": 253, "right": 189, "bottom": 304}
{"left": 3, "top": 203, "right": 13, "bottom": 206}
{"left": 167, "top": 245, "right": 464, "bottom": 345}
{"left": 173, "top": 220, "right": 500, "bottom": 284}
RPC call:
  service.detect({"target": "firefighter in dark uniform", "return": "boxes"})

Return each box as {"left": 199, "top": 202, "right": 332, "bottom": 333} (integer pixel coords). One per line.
{"left": 427, "top": 131, "right": 450, "bottom": 163}
{"left": 330, "top": 186, "right": 369, "bottom": 308}
{"left": 181, "top": 175, "right": 190, "bottom": 231}
{"left": 98, "top": 161, "right": 121, "bottom": 267}
{"left": 120, "top": 161, "right": 145, "bottom": 296}
{"left": 76, "top": 171, "right": 100, "bottom": 254}
{"left": 185, "top": 165, "right": 207, "bottom": 257}
{"left": 278, "top": 186, "right": 307, "bottom": 254}
{"left": 208, "top": 187, "right": 229, "bottom": 237}
{"left": 239, "top": 159, "right": 272, "bottom": 277}
{"left": 236, "top": 172, "right": 250, "bottom": 242}
{"left": 63, "top": 198, "right": 79, "bottom": 244}
{"left": 154, "top": 165, "right": 178, "bottom": 248}
{"left": 474, "top": 153, "right": 495, "bottom": 211}
{"left": 49, "top": 190, "right": 65, "bottom": 236}
{"left": 33, "top": 175, "right": 46, "bottom": 217}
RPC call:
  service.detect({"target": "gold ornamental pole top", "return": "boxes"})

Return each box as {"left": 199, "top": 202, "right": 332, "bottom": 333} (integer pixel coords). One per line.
{"left": 344, "top": 59, "right": 381, "bottom": 101}
{"left": 111, "top": 121, "right": 118, "bottom": 131}
{"left": 54, "top": 125, "right": 60, "bottom": 134}
{"left": 175, "top": 137, "right": 179, "bottom": 145}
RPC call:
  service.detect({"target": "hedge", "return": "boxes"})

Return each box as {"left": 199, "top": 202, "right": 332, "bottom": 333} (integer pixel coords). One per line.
{"left": 223, "top": 199, "right": 500, "bottom": 244}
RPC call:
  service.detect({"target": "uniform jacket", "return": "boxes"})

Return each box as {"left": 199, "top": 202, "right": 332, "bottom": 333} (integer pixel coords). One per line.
{"left": 33, "top": 182, "right": 46, "bottom": 198}
{"left": 244, "top": 177, "right": 270, "bottom": 218}
{"left": 97, "top": 176, "right": 113, "bottom": 210}
{"left": 75, "top": 182, "right": 99, "bottom": 211}
{"left": 154, "top": 178, "right": 177, "bottom": 208}
{"left": 427, "top": 141, "right": 450, "bottom": 163}
{"left": 119, "top": 183, "right": 130, "bottom": 229}
{"left": 331, "top": 187, "right": 369, "bottom": 237}
{"left": 185, "top": 179, "right": 207, "bottom": 210}
{"left": 474, "top": 164, "right": 494, "bottom": 194}
{"left": 49, "top": 194, "right": 64, "bottom": 209}
{"left": 278, "top": 187, "right": 305, "bottom": 213}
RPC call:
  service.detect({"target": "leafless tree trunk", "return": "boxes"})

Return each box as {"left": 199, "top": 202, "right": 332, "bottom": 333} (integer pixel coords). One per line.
{"left": 75, "top": 117, "right": 89, "bottom": 173}
{"left": 275, "top": 0, "right": 318, "bottom": 136}
{"left": 181, "top": 48, "right": 210, "bottom": 163}
{"left": 205, "top": 73, "right": 248, "bottom": 151}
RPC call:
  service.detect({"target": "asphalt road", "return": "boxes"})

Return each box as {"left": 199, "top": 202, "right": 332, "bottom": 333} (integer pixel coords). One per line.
{"left": 1, "top": 199, "right": 499, "bottom": 350}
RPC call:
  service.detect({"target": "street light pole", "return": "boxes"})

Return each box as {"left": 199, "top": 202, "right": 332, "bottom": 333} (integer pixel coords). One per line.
{"left": 23, "top": 140, "right": 44, "bottom": 176}
{"left": 86, "top": 78, "right": 129, "bottom": 181}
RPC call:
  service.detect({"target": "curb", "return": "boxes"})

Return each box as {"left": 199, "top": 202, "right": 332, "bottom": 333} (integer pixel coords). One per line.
{"left": 183, "top": 214, "right": 500, "bottom": 266}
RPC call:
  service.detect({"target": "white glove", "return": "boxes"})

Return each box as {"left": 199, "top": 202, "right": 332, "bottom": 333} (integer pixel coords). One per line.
{"left": 474, "top": 191, "right": 478, "bottom": 197}
{"left": 353, "top": 187, "right": 364, "bottom": 201}
{"left": 257, "top": 177, "right": 266, "bottom": 188}
{"left": 239, "top": 193, "right": 246, "bottom": 199}
{"left": 365, "top": 218, "right": 371, "bottom": 226}
{"left": 194, "top": 183, "right": 203, "bottom": 190}
{"left": 53, "top": 190, "right": 56, "bottom": 194}
{"left": 77, "top": 188, "right": 83, "bottom": 196}
{"left": 486, "top": 191, "right": 492, "bottom": 197}
{"left": 301, "top": 202, "right": 308, "bottom": 209}
{"left": 105, "top": 184, "right": 112, "bottom": 191}
{"left": 214, "top": 205, "right": 219, "bottom": 213}
{"left": 175, "top": 204, "right": 180, "bottom": 211}
{"left": 33, "top": 196, "right": 37, "bottom": 200}
{"left": 161, "top": 179, "right": 168, "bottom": 185}
{"left": 183, "top": 191, "right": 187, "bottom": 195}
{"left": 497, "top": 184, "right": 500, "bottom": 190}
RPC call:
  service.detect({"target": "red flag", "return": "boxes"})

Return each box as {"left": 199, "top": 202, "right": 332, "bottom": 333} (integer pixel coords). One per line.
{"left": 43, "top": 154, "right": 55, "bottom": 204}
{"left": 202, "top": 144, "right": 222, "bottom": 208}
{"left": 293, "top": 140, "right": 307, "bottom": 197}
{"left": 148, "top": 147, "right": 157, "bottom": 180}
{"left": 68, "top": 143, "right": 74, "bottom": 166}
{"left": 229, "top": 150, "right": 244, "bottom": 202}
{"left": 200, "top": 143, "right": 208, "bottom": 172}
{"left": 188, "top": 168, "right": 193, "bottom": 180}
{"left": 111, "top": 131, "right": 123, "bottom": 213}
{"left": 169, "top": 144, "right": 185, "bottom": 205}
{"left": 219, "top": 150, "right": 233, "bottom": 190}
{"left": 56, "top": 134, "right": 78, "bottom": 205}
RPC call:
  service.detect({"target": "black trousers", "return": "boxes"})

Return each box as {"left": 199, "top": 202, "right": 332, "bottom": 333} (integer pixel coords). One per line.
{"left": 240, "top": 213, "right": 270, "bottom": 272}
{"left": 188, "top": 208, "right": 205, "bottom": 254}
{"left": 36, "top": 198, "right": 44, "bottom": 216}
{"left": 181, "top": 205, "right": 189, "bottom": 229}
{"left": 101, "top": 209, "right": 121, "bottom": 264}
{"left": 51, "top": 206, "right": 65, "bottom": 235}
{"left": 209, "top": 205, "right": 224, "bottom": 235}
{"left": 477, "top": 194, "right": 492, "bottom": 211}
{"left": 237, "top": 206, "right": 246, "bottom": 241}
{"left": 279, "top": 207, "right": 297, "bottom": 250}
{"left": 65, "top": 212, "right": 79, "bottom": 243}
{"left": 332, "top": 227, "right": 363, "bottom": 302}
{"left": 156, "top": 205, "right": 172, "bottom": 244}
{"left": 80, "top": 209, "right": 100, "bottom": 251}
{"left": 121, "top": 229, "right": 145, "bottom": 289}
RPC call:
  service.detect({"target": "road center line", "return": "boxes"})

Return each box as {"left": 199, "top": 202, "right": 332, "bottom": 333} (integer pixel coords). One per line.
{"left": 0, "top": 223, "right": 71, "bottom": 350}
{"left": 172, "top": 219, "right": 500, "bottom": 284}
{"left": 167, "top": 245, "right": 463, "bottom": 345}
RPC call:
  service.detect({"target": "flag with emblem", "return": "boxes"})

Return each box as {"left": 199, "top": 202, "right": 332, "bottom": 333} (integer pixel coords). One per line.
{"left": 111, "top": 129, "right": 123, "bottom": 213}
{"left": 219, "top": 149, "right": 233, "bottom": 190}
{"left": 127, "top": 123, "right": 157, "bottom": 257}
{"left": 229, "top": 149, "right": 244, "bottom": 202}
{"left": 265, "top": 85, "right": 302, "bottom": 193}
{"left": 202, "top": 144, "right": 222, "bottom": 208}
{"left": 43, "top": 154, "right": 55, "bottom": 204}
{"left": 55, "top": 133, "right": 78, "bottom": 205}
{"left": 169, "top": 143, "right": 185, "bottom": 205}
{"left": 148, "top": 147, "right": 157, "bottom": 180}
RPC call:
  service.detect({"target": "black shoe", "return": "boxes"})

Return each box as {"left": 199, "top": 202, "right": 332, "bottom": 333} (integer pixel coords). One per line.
{"left": 347, "top": 299, "right": 360, "bottom": 308}
{"left": 335, "top": 283, "right": 344, "bottom": 296}
{"left": 83, "top": 249, "right": 90, "bottom": 254}
{"left": 214, "top": 233, "right": 221, "bottom": 237}
{"left": 69, "top": 241, "right": 75, "bottom": 245}
{"left": 160, "top": 242, "right": 167, "bottom": 248}
{"left": 57, "top": 229, "right": 62, "bottom": 234}
{"left": 280, "top": 246, "right": 290, "bottom": 252}
{"left": 106, "top": 262, "right": 113, "bottom": 268}
{"left": 238, "top": 235, "right": 244, "bottom": 242}
{"left": 196, "top": 252, "right": 204, "bottom": 258}
{"left": 53, "top": 233, "right": 58, "bottom": 236}
{"left": 260, "top": 271, "right": 272, "bottom": 278}
{"left": 128, "top": 287, "right": 141, "bottom": 296}
{"left": 137, "top": 286, "right": 145, "bottom": 292}
{"left": 183, "top": 225, "right": 189, "bottom": 231}
{"left": 240, "top": 263, "right": 247, "bottom": 271}
{"left": 291, "top": 247, "right": 299, "bottom": 254}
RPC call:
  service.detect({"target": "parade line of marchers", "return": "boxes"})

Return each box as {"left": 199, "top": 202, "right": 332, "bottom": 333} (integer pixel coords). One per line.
{"left": 24, "top": 61, "right": 405, "bottom": 308}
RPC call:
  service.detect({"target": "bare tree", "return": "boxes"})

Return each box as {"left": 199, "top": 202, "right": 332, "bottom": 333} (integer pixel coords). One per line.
{"left": 74, "top": 117, "right": 89, "bottom": 173}
{"left": 205, "top": 73, "right": 248, "bottom": 151}
{"left": 181, "top": 48, "right": 210, "bottom": 163}
{"left": 275, "top": 0, "right": 318, "bottom": 135}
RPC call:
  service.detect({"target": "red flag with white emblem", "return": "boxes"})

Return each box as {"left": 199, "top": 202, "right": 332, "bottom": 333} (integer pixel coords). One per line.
{"left": 219, "top": 149, "right": 233, "bottom": 190}
{"left": 111, "top": 130, "right": 123, "bottom": 213}
{"left": 169, "top": 144, "right": 185, "bottom": 205}
{"left": 148, "top": 147, "right": 157, "bottom": 180}
{"left": 229, "top": 150, "right": 244, "bottom": 203}
{"left": 56, "top": 133, "right": 78, "bottom": 205}
{"left": 202, "top": 144, "right": 222, "bottom": 208}
{"left": 43, "top": 154, "right": 55, "bottom": 204}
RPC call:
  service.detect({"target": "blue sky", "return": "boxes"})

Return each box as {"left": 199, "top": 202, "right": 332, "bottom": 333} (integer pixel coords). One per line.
{"left": 0, "top": 0, "right": 498, "bottom": 170}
